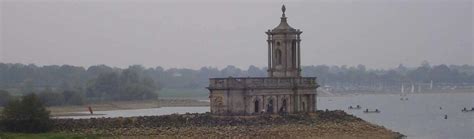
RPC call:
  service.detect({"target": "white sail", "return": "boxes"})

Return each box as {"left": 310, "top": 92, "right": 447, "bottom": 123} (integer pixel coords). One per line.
{"left": 430, "top": 80, "right": 433, "bottom": 89}
{"left": 400, "top": 84, "right": 407, "bottom": 100}
{"left": 411, "top": 84, "right": 415, "bottom": 93}
{"left": 401, "top": 84, "right": 405, "bottom": 94}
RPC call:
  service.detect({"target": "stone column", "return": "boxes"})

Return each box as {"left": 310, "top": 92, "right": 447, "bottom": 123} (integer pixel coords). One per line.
{"left": 313, "top": 94, "right": 317, "bottom": 111}
{"left": 267, "top": 34, "right": 272, "bottom": 77}
{"left": 297, "top": 34, "right": 301, "bottom": 77}
{"left": 296, "top": 95, "right": 300, "bottom": 112}
{"left": 284, "top": 38, "right": 289, "bottom": 77}
{"left": 262, "top": 95, "right": 265, "bottom": 113}
{"left": 293, "top": 93, "right": 297, "bottom": 113}
{"left": 309, "top": 94, "right": 313, "bottom": 112}
{"left": 287, "top": 95, "right": 292, "bottom": 112}
{"left": 276, "top": 95, "right": 279, "bottom": 113}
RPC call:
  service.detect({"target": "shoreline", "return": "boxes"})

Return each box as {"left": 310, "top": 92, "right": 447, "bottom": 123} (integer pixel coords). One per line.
{"left": 48, "top": 99, "right": 209, "bottom": 117}
{"left": 318, "top": 91, "right": 473, "bottom": 97}
{"left": 46, "top": 92, "right": 473, "bottom": 117}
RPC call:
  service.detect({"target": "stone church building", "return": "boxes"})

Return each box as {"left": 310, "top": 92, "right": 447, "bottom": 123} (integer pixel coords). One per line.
{"left": 207, "top": 5, "right": 319, "bottom": 115}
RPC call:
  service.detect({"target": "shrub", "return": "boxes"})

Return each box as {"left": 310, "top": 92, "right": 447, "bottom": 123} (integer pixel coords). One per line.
{"left": 0, "top": 90, "right": 11, "bottom": 106}
{"left": 0, "top": 93, "right": 52, "bottom": 133}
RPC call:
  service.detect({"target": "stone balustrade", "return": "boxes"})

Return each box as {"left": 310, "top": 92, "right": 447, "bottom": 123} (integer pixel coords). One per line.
{"left": 208, "top": 77, "right": 318, "bottom": 89}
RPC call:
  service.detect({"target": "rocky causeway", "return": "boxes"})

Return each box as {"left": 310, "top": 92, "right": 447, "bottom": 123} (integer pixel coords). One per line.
{"left": 52, "top": 110, "right": 404, "bottom": 138}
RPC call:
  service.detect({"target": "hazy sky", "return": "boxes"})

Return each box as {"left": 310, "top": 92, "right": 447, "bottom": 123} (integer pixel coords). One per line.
{"left": 1, "top": 0, "right": 472, "bottom": 69}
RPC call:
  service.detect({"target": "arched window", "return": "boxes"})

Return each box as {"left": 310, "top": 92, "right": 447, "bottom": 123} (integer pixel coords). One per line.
{"left": 267, "top": 99, "right": 274, "bottom": 113}
{"left": 280, "top": 99, "right": 287, "bottom": 113}
{"left": 276, "top": 49, "right": 282, "bottom": 65}
{"left": 254, "top": 99, "right": 260, "bottom": 113}
{"left": 302, "top": 102, "right": 306, "bottom": 112}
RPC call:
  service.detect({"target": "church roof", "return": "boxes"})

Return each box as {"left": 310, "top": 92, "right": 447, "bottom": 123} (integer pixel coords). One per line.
{"left": 270, "top": 5, "right": 299, "bottom": 34}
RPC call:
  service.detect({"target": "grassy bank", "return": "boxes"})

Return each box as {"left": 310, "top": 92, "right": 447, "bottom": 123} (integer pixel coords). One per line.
{"left": 0, "top": 133, "right": 97, "bottom": 139}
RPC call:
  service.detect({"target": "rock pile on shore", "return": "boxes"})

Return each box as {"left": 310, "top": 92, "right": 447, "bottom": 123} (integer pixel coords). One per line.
{"left": 53, "top": 110, "right": 404, "bottom": 138}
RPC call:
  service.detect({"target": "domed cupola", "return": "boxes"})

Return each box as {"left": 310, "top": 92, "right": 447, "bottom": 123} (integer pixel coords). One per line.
{"left": 270, "top": 5, "right": 300, "bottom": 34}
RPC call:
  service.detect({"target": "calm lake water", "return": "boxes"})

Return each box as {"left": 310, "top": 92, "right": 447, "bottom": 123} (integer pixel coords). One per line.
{"left": 319, "top": 93, "right": 474, "bottom": 139}
{"left": 59, "top": 93, "right": 474, "bottom": 139}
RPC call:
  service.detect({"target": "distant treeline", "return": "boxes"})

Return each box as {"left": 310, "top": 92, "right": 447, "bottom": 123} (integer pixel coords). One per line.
{"left": 0, "top": 62, "right": 473, "bottom": 106}
{"left": 0, "top": 64, "right": 159, "bottom": 106}
{"left": 304, "top": 63, "right": 474, "bottom": 93}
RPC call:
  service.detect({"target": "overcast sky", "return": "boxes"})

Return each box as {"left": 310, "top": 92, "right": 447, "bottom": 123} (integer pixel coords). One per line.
{"left": 1, "top": 0, "right": 472, "bottom": 69}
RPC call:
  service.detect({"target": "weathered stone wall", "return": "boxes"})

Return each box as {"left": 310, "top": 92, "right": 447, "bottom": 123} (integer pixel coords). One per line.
{"left": 209, "top": 77, "right": 317, "bottom": 89}
{"left": 208, "top": 77, "right": 318, "bottom": 115}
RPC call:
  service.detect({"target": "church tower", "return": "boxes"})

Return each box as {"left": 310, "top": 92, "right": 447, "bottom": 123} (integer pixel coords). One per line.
{"left": 208, "top": 5, "right": 318, "bottom": 115}
{"left": 266, "top": 5, "right": 302, "bottom": 77}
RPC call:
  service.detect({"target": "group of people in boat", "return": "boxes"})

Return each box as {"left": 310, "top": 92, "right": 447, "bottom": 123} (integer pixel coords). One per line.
{"left": 462, "top": 107, "right": 474, "bottom": 112}
{"left": 364, "top": 108, "right": 380, "bottom": 113}
{"left": 347, "top": 105, "right": 380, "bottom": 113}
{"left": 348, "top": 105, "right": 473, "bottom": 114}
{"left": 348, "top": 105, "right": 361, "bottom": 109}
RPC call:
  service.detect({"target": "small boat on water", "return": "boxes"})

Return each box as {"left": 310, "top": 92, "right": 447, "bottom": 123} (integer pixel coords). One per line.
{"left": 461, "top": 107, "right": 474, "bottom": 112}
{"left": 348, "top": 105, "right": 362, "bottom": 109}
{"left": 364, "top": 109, "right": 380, "bottom": 113}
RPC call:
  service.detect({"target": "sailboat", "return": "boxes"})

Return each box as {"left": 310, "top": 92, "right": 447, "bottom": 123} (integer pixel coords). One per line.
{"left": 400, "top": 84, "right": 408, "bottom": 101}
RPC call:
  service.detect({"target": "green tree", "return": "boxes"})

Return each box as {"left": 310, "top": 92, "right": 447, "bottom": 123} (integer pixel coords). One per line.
{"left": 0, "top": 94, "right": 52, "bottom": 133}
{"left": 86, "top": 72, "right": 120, "bottom": 100}
{"left": 37, "top": 87, "right": 65, "bottom": 106}
{"left": 62, "top": 90, "right": 84, "bottom": 105}
{"left": 20, "top": 79, "right": 35, "bottom": 94}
